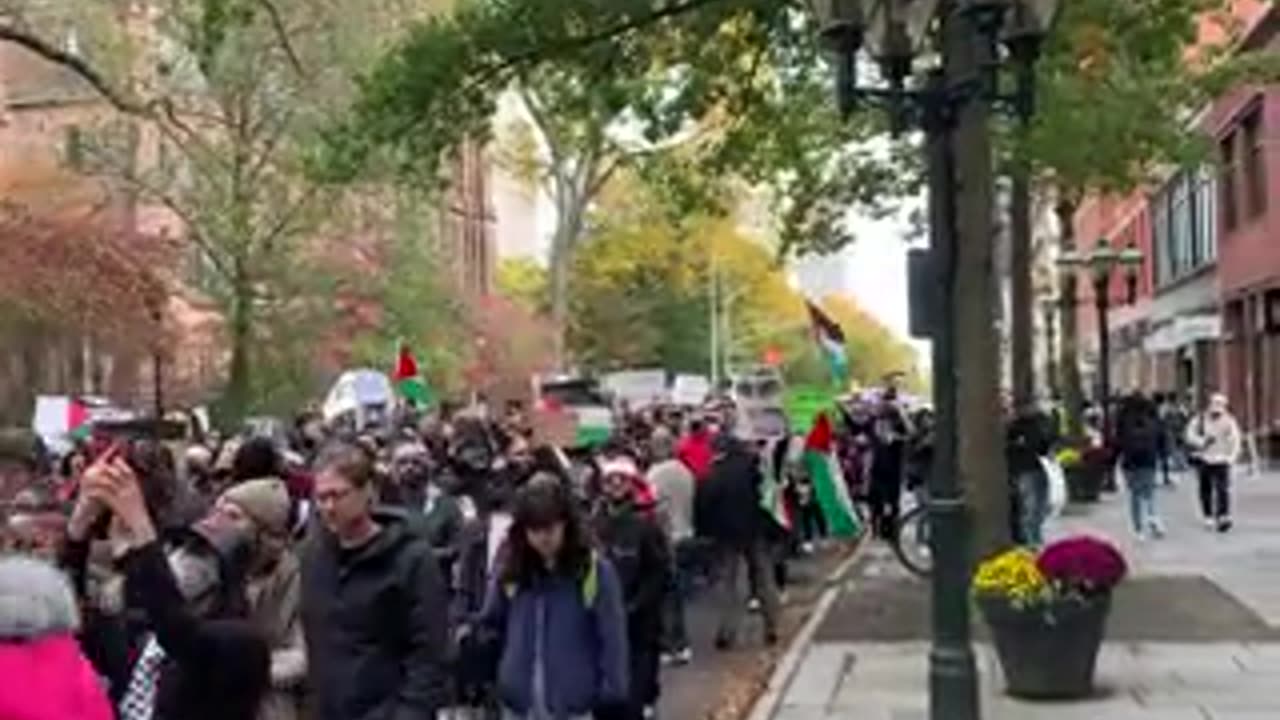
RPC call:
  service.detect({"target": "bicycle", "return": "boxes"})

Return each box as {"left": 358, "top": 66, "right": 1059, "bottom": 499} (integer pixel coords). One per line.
{"left": 889, "top": 497, "right": 933, "bottom": 578}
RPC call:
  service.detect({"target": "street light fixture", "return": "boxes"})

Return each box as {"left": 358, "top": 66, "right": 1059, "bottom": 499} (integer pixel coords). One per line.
{"left": 809, "top": 3, "right": 1061, "bottom": 720}
{"left": 1057, "top": 237, "right": 1146, "bottom": 453}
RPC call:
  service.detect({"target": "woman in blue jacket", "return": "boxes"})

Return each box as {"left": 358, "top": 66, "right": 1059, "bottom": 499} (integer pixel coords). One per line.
{"left": 480, "top": 474, "right": 630, "bottom": 720}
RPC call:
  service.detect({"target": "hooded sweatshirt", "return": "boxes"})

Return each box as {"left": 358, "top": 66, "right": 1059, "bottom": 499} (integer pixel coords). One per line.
{"left": 0, "top": 556, "right": 114, "bottom": 720}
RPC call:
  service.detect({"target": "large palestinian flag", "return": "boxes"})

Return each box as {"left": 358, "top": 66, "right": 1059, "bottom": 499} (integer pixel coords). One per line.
{"left": 803, "top": 412, "right": 860, "bottom": 538}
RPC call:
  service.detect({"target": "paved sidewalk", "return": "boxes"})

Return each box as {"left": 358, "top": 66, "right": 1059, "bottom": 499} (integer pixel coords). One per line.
{"left": 761, "top": 469, "right": 1280, "bottom": 720}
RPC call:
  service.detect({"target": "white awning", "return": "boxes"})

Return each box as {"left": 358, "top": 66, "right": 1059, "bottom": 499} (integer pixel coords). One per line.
{"left": 1144, "top": 314, "right": 1221, "bottom": 352}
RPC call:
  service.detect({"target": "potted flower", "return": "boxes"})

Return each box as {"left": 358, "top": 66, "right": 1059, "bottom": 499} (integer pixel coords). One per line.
{"left": 973, "top": 536, "right": 1127, "bottom": 699}
{"left": 1057, "top": 446, "right": 1103, "bottom": 503}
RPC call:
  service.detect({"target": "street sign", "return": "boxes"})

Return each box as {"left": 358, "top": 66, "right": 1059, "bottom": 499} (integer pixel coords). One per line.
{"left": 908, "top": 247, "right": 937, "bottom": 339}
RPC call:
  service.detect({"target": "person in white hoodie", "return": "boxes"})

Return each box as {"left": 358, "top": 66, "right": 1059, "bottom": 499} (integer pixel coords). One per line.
{"left": 1185, "top": 393, "right": 1242, "bottom": 533}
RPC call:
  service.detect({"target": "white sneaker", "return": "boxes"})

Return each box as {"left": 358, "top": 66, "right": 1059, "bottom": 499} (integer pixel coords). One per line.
{"left": 1149, "top": 518, "right": 1166, "bottom": 538}
{"left": 1204, "top": 518, "right": 1217, "bottom": 530}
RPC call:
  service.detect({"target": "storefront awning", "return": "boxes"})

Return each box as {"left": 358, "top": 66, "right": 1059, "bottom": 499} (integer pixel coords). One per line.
{"left": 1144, "top": 314, "right": 1221, "bottom": 352}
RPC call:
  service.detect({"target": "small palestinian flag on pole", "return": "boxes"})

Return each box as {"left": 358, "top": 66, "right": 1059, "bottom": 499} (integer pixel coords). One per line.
{"left": 806, "top": 300, "right": 849, "bottom": 387}
{"left": 803, "top": 412, "right": 861, "bottom": 539}
{"left": 759, "top": 437, "right": 794, "bottom": 532}
{"left": 392, "top": 343, "right": 433, "bottom": 407}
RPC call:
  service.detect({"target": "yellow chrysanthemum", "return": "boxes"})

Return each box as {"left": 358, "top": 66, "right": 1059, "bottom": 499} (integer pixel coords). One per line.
{"left": 972, "top": 548, "right": 1050, "bottom": 607}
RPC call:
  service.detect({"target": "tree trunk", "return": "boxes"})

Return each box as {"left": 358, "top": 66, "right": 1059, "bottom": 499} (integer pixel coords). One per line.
{"left": 548, "top": 195, "right": 584, "bottom": 371}
{"left": 1055, "top": 195, "right": 1084, "bottom": 440}
{"left": 951, "top": 25, "right": 1008, "bottom": 561}
{"left": 224, "top": 266, "right": 253, "bottom": 424}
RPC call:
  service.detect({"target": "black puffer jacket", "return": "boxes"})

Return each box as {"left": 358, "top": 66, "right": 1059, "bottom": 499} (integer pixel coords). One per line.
{"left": 300, "top": 509, "right": 450, "bottom": 720}
{"left": 696, "top": 438, "right": 766, "bottom": 548}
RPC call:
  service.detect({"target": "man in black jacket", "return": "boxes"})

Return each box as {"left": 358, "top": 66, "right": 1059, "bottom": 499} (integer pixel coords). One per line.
{"left": 301, "top": 441, "right": 450, "bottom": 720}
{"left": 697, "top": 435, "right": 779, "bottom": 650}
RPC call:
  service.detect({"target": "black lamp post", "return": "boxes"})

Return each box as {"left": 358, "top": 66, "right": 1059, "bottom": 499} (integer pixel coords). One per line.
{"left": 1040, "top": 294, "right": 1059, "bottom": 397}
{"left": 811, "top": 1, "right": 1059, "bottom": 719}
{"left": 1058, "top": 238, "right": 1144, "bottom": 446}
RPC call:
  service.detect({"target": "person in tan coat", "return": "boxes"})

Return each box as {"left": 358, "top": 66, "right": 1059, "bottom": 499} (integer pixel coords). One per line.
{"left": 199, "top": 477, "right": 306, "bottom": 720}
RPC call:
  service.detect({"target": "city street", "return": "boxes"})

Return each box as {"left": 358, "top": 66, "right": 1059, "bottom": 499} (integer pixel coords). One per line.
{"left": 757, "top": 467, "right": 1280, "bottom": 720}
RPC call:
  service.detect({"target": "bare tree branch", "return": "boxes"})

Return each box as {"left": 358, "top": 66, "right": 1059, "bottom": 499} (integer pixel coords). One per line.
{"left": 0, "top": 23, "right": 146, "bottom": 114}
{"left": 256, "top": 0, "right": 305, "bottom": 76}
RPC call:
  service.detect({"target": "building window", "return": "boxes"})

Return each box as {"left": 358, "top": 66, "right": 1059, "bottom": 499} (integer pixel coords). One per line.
{"left": 1197, "top": 167, "right": 1217, "bottom": 263}
{"left": 1242, "top": 107, "right": 1267, "bottom": 219}
{"left": 1219, "top": 132, "right": 1238, "bottom": 232}
{"left": 1153, "top": 189, "right": 1171, "bottom": 287}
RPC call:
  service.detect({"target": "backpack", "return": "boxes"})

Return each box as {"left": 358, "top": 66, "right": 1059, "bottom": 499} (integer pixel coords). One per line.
{"left": 503, "top": 551, "right": 600, "bottom": 608}
{"left": 1120, "top": 411, "right": 1159, "bottom": 464}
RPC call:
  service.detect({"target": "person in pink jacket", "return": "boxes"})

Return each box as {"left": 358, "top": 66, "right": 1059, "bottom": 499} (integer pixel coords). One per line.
{"left": 0, "top": 554, "right": 113, "bottom": 720}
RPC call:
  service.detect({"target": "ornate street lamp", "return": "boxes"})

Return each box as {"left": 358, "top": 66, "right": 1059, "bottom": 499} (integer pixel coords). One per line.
{"left": 810, "top": 4, "right": 1064, "bottom": 720}
{"left": 1058, "top": 238, "right": 1146, "bottom": 450}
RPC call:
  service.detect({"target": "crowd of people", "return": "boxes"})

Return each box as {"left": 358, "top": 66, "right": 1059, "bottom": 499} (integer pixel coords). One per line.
{"left": 1007, "top": 389, "right": 1244, "bottom": 546}
{"left": 1, "top": 374, "right": 1239, "bottom": 720}
{"left": 0, "top": 391, "right": 882, "bottom": 720}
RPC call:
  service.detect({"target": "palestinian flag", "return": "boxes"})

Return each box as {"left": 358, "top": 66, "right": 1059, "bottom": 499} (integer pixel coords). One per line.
{"left": 803, "top": 412, "right": 860, "bottom": 539}
{"left": 759, "top": 438, "right": 794, "bottom": 532}
{"left": 32, "top": 395, "right": 91, "bottom": 444}
{"left": 392, "top": 344, "right": 433, "bottom": 407}
{"left": 806, "top": 300, "right": 849, "bottom": 387}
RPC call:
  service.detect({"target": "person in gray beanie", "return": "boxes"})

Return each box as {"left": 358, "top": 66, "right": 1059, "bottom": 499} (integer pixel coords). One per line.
{"left": 202, "top": 478, "right": 305, "bottom": 720}
{"left": 69, "top": 448, "right": 270, "bottom": 720}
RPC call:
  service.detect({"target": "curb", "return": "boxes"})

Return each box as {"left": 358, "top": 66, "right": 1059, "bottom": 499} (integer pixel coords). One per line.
{"left": 745, "top": 539, "right": 868, "bottom": 720}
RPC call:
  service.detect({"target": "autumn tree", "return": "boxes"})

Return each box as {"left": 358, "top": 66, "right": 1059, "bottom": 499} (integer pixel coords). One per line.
{"left": 0, "top": 1, "right": 478, "bottom": 419}
{"left": 323, "top": 0, "right": 915, "bottom": 372}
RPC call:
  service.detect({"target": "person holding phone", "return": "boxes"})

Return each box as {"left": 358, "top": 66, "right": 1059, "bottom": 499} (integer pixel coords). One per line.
{"left": 66, "top": 447, "right": 270, "bottom": 720}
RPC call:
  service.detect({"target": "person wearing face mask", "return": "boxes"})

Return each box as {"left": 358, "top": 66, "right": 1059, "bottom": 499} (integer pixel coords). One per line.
{"left": 203, "top": 478, "right": 305, "bottom": 720}
{"left": 593, "top": 457, "right": 670, "bottom": 720}
{"left": 68, "top": 448, "right": 270, "bottom": 720}
{"left": 1185, "top": 393, "right": 1242, "bottom": 533}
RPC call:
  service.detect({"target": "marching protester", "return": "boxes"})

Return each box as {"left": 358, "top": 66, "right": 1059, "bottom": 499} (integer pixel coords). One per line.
{"left": 204, "top": 478, "right": 306, "bottom": 720}
{"left": 70, "top": 447, "right": 271, "bottom": 720}
{"left": 646, "top": 426, "right": 697, "bottom": 665}
{"left": 1185, "top": 393, "right": 1242, "bottom": 533}
{"left": 595, "top": 457, "right": 671, "bottom": 720}
{"left": 675, "top": 418, "right": 715, "bottom": 483}
{"left": 473, "top": 476, "right": 630, "bottom": 720}
{"left": 698, "top": 434, "right": 779, "bottom": 650}
{"left": 0, "top": 554, "right": 114, "bottom": 720}
{"left": 300, "top": 442, "right": 450, "bottom": 720}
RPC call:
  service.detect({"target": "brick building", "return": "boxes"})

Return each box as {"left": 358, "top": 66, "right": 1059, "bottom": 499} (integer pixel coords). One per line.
{"left": 1070, "top": 1, "right": 1279, "bottom": 455}
{"left": 1216, "top": 10, "right": 1280, "bottom": 453}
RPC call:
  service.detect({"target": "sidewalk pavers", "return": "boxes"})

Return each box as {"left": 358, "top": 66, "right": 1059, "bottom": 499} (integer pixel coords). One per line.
{"left": 760, "top": 470, "right": 1280, "bottom": 720}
